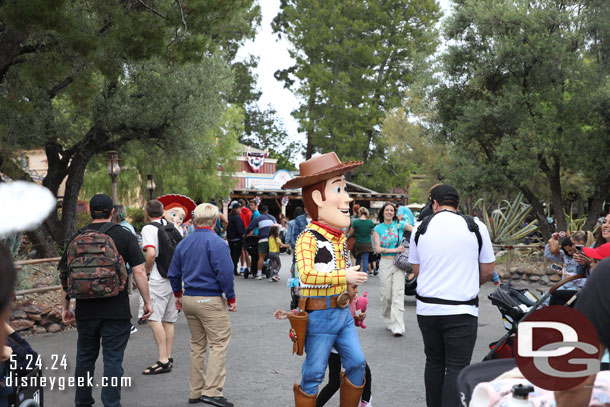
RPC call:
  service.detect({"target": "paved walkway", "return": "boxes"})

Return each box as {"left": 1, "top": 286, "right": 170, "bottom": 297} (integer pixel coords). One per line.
{"left": 27, "top": 253, "right": 505, "bottom": 406}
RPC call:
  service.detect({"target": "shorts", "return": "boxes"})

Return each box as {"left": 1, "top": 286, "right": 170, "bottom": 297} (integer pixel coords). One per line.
{"left": 139, "top": 278, "right": 179, "bottom": 323}
{"left": 258, "top": 240, "right": 269, "bottom": 255}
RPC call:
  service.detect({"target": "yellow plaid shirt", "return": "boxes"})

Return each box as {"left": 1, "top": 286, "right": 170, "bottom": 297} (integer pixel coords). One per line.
{"left": 295, "top": 222, "right": 347, "bottom": 297}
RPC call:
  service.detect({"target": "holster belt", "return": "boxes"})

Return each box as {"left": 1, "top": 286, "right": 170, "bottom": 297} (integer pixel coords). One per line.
{"left": 415, "top": 294, "right": 479, "bottom": 307}
{"left": 299, "top": 296, "right": 339, "bottom": 311}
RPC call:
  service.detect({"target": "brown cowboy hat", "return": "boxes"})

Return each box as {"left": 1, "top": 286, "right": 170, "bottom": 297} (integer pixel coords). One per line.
{"left": 281, "top": 152, "right": 363, "bottom": 190}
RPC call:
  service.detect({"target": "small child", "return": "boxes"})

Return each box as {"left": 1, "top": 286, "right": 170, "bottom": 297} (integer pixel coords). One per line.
{"left": 268, "top": 225, "right": 290, "bottom": 282}
{"left": 274, "top": 283, "right": 373, "bottom": 406}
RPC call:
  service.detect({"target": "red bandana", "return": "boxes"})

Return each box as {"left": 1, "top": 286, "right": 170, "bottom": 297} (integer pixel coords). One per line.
{"left": 311, "top": 221, "right": 344, "bottom": 238}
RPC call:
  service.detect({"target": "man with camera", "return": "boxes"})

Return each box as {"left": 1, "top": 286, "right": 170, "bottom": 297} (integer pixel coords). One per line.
{"left": 408, "top": 184, "right": 495, "bottom": 407}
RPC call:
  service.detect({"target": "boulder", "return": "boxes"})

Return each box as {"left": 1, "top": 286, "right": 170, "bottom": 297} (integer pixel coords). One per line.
{"left": 47, "top": 324, "right": 62, "bottom": 333}
{"left": 45, "top": 309, "right": 62, "bottom": 323}
{"left": 530, "top": 268, "right": 545, "bottom": 276}
{"left": 549, "top": 274, "right": 561, "bottom": 283}
{"left": 10, "top": 310, "right": 27, "bottom": 320}
{"left": 510, "top": 267, "right": 522, "bottom": 275}
{"left": 499, "top": 269, "right": 511, "bottom": 280}
{"left": 10, "top": 319, "right": 34, "bottom": 331}
{"left": 33, "top": 326, "right": 47, "bottom": 334}
{"left": 528, "top": 275, "right": 540, "bottom": 282}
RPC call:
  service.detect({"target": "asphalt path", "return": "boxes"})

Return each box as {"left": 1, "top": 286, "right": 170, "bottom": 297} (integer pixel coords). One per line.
{"left": 27, "top": 253, "right": 508, "bottom": 406}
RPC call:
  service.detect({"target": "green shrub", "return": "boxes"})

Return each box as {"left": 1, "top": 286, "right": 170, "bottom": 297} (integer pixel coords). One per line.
{"left": 15, "top": 265, "right": 35, "bottom": 291}
{"left": 76, "top": 211, "right": 91, "bottom": 230}
{"left": 127, "top": 207, "right": 146, "bottom": 232}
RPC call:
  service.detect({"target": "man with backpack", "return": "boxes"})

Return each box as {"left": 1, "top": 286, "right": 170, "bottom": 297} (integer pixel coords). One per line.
{"left": 244, "top": 204, "right": 276, "bottom": 280}
{"left": 59, "top": 193, "right": 152, "bottom": 407}
{"left": 408, "top": 185, "right": 495, "bottom": 407}
{"left": 140, "top": 199, "right": 181, "bottom": 375}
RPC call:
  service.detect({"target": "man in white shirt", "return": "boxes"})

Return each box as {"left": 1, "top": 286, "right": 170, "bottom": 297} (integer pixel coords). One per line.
{"left": 140, "top": 199, "right": 179, "bottom": 375}
{"left": 408, "top": 184, "right": 495, "bottom": 407}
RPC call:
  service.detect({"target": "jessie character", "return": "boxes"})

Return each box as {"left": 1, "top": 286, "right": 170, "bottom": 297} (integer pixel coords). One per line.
{"left": 157, "top": 194, "right": 196, "bottom": 236}
{"left": 282, "top": 152, "right": 368, "bottom": 407}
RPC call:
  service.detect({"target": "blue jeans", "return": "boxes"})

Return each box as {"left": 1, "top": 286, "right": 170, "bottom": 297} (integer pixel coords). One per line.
{"left": 417, "top": 314, "right": 477, "bottom": 407}
{"left": 75, "top": 319, "right": 130, "bottom": 407}
{"left": 301, "top": 298, "right": 366, "bottom": 396}
{"left": 356, "top": 252, "right": 370, "bottom": 273}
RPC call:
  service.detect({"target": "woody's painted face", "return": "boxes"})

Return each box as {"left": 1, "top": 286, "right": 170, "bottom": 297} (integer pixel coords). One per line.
{"left": 312, "top": 175, "right": 353, "bottom": 229}
{"left": 164, "top": 207, "right": 185, "bottom": 227}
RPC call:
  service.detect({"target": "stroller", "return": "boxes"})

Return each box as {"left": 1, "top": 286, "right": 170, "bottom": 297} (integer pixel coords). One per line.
{"left": 457, "top": 274, "right": 584, "bottom": 406}
{"left": 484, "top": 274, "right": 582, "bottom": 361}
{"left": 8, "top": 367, "right": 44, "bottom": 407}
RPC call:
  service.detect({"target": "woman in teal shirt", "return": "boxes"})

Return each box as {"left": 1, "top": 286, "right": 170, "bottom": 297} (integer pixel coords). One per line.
{"left": 373, "top": 203, "right": 412, "bottom": 336}
{"left": 349, "top": 207, "right": 375, "bottom": 274}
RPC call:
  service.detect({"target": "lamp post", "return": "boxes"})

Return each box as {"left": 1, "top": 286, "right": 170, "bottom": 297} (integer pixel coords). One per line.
{"left": 107, "top": 151, "right": 120, "bottom": 203}
{"left": 146, "top": 174, "right": 155, "bottom": 201}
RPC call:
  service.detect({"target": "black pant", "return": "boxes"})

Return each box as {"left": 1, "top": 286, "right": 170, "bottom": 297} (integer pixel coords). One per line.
{"left": 417, "top": 314, "right": 478, "bottom": 407}
{"left": 245, "top": 236, "right": 259, "bottom": 270}
{"left": 228, "top": 240, "right": 242, "bottom": 275}
{"left": 316, "top": 353, "right": 372, "bottom": 406}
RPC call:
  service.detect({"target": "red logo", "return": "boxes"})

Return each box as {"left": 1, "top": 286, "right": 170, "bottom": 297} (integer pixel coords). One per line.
{"left": 514, "top": 306, "right": 600, "bottom": 391}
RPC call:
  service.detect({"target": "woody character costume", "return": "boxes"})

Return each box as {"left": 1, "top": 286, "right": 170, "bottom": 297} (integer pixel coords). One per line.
{"left": 282, "top": 152, "right": 368, "bottom": 407}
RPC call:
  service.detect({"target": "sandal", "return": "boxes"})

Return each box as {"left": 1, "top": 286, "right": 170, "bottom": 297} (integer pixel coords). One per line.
{"left": 168, "top": 357, "right": 174, "bottom": 368}
{"left": 142, "top": 360, "right": 171, "bottom": 375}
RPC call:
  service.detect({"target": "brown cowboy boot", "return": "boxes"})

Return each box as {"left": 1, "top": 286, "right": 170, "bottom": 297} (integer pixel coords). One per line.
{"left": 293, "top": 383, "right": 316, "bottom": 407}
{"left": 339, "top": 372, "right": 365, "bottom": 407}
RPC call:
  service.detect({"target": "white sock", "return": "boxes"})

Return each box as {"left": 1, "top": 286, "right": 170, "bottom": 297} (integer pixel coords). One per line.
{"left": 257, "top": 270, "right": 262, "bottom": 276}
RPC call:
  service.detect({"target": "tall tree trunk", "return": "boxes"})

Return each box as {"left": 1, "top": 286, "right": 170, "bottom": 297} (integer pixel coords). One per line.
{"left": 584, "top": 177, "right": 610, "bottom": 231}
{"left": 539, "top": 155, "right": 566, "bottom": 232}
{"left": 25, "top": 227, "right": 57, "bottom": 258}
{"left": 305, "top": 89, "right": 316, "bottom": 160}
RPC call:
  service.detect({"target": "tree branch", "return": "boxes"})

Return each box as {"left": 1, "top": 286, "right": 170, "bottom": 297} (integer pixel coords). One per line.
{"left": 47, "top": 76, "right": 74, "bottom": 99}
{"left": 136, "top": 0, "right": 166, "bottom": 19}
{"left": 175, "top": 0, "right": 187, "bottom": 33}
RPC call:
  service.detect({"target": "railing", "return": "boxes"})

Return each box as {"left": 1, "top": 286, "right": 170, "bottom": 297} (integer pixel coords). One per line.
{"left": 14, "top": 257, "right": 62, "bottom": 296}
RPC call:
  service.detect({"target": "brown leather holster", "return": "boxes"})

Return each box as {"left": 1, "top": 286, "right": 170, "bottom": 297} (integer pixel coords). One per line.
{"left": 288, "top": 311, "right": 308, "bottom": 356}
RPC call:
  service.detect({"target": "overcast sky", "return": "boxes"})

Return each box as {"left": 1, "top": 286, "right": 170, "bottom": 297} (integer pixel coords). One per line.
{"left": 236, "top": 0, "right": 453, "bottom": 146}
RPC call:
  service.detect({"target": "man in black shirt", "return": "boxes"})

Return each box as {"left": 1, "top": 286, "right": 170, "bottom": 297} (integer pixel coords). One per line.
{"left": 59, "top": 194, "right": 152, "bottom": 407}
{"left": 556, "top": 247, "right": 610, "bottom": 406}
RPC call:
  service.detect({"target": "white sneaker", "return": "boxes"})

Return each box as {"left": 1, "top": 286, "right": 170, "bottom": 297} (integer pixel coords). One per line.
{"left": 130, "top": 325, "right": 137, "bottom": 334}
{"left": 256, "top": 275, "right": 263, "bottom": 280}
{"left": 361, "top": 396, "right": 372, "bottom": 406}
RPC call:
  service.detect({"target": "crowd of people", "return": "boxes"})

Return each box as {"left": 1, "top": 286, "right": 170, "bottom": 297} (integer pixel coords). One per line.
{"left": 1, "top": 164, "right": 610, "bottom": 407}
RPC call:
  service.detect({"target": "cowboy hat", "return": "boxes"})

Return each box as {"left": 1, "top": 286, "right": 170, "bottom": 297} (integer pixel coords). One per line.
{"left": 281, "top": 152, "right": 363, "bottom": 190}
{"left": 157, "top": 194, "right": 197, "bottom": 223}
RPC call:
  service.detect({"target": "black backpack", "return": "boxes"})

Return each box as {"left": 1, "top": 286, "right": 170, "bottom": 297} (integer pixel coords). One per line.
{"left": 147, "top": 220, "right": 183, "bottom": 278}
{"left": 414, "top": 209, "right": 482, "bottom": 254}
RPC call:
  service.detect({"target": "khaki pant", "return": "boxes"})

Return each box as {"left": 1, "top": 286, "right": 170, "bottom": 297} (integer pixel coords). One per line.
{"left": 182, "top": 296, "right": 232, "bottom": 399}
{"left": 378, "top": 256, "right": 406, "bottom": 334}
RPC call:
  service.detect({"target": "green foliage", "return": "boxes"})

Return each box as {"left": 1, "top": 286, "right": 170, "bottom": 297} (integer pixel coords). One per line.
{"left": 75, "top": 211, "right": 91, "bottom": 231}
{"left": 273, "top": 0, "right": 441, "bottom": 191}
{"left": 127, "top": 208, "right": 146, "bottom": 232}
{"left": 475, "top": 193, "right": 539, "bottom": 245}
{"left": 430, "top": 0, "right": 610, "bottom": 238}
{"left": 15, "top": 265, "right": 35, "bottom": 291}
{"left": 0, "top": 0, "right": 258, "bottom": 251}
{"left": 564, "top": 212, "right": 600, "bottom": 235}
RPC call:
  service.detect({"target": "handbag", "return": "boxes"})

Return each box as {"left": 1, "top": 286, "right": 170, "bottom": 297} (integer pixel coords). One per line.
{"left": 393, "top": 232, "right": 412, "bottom": 272}
{"left": 346, "top": 235, "right": 356, "bottom": 251}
